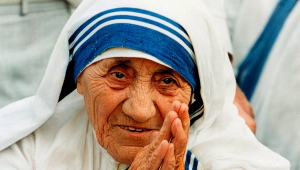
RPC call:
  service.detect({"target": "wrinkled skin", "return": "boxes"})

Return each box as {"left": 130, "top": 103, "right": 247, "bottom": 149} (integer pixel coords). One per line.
{"left": 77, "top": 57, "right": 191, "bottom": 169}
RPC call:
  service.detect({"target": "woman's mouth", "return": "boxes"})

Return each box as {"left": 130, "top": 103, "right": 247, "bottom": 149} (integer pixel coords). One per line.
{"left": 119, "top": 126, "right": 148, "bottom": 132}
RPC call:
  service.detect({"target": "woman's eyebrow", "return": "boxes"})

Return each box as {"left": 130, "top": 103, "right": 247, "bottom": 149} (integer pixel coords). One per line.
{"left": 156, "top": 68, "right": 180, "bottom": 77}
{"left": 156, "top": 68, "right": 176, "bottom": 76}
{"left": 112, "top": 58, "right": 132, "bottom": 65}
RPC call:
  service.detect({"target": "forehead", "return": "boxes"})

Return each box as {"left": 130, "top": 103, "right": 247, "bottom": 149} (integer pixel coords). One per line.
{"left": 96, "top": 57, "right": 174, "bottom": 72}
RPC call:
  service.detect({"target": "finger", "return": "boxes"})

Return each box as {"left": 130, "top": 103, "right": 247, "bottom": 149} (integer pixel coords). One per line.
{"left": 130, "top": 140, "right": 169, "bottom": 170}
{"left": 151, "top": 110, "right": 178, "bottom": 150}
{"left": 171, "top": 118, "right": 188, "bottom": 168}
{"left": 150, "top": 131, "right": 159, "bottom": 142}
{"left": 149, "top": 140, "right": 169, "bottom": 168}
{"left": 171, "top": 101, "right": 190, "bottom": 135}
{"left": 171, "top": 100, "right": 181, "bottom": 113}
{"left": 176, "top": 103, "right": 190, "bottom": 135}
{"left": 161, "top": 143, "right": 175, "bottom": 170}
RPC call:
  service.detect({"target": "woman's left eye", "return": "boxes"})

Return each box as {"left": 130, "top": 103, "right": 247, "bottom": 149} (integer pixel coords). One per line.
{"left": 161, "top": 78, "right": 178, "bottom": 86}
{"left": 112, "top": 72, "right": 125, "bottom": 79}
{"left": 156, "top": 76, "right": 179, "bottom": 95}
{"left": 162, "top": 78, "right": 174, "bottom": 84}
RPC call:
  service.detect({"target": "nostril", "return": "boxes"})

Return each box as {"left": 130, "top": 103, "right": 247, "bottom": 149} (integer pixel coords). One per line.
{"left": 122, "top": 98, "right": 156, "bottom": 122}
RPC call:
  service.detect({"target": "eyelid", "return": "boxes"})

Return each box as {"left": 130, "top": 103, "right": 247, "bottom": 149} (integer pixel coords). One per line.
{"left": 105, "top": 64, "right": 131, "bottom": 89}
{"left": 108, "top": 64, "right": 134, "bottom": 82}
{"left": 108, "top": 63, "right": 129, "bottom": 71}
{"left": 159, "top": 73, "right": 179, "bottom": 85}
{"left": 164, "top": 77, "right": 179, "bottom": 86}
{"left": 108, "top": 64, "right": 130, "bottom": 75}
{"left": 111, "top": 72, "right": 125, "bottom": 78}
{"left": 110, "top": 70, "right": 127, "bottom": 80}
{"left": 153, "top": 74, "right": 180, "bottom": 89}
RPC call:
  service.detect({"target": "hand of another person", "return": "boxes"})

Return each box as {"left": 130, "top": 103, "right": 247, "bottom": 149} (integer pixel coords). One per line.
{"left": 129, "top": 101, "right": 189, "bottom": 170}
{"left": 234, "top": 84, "right": 256, "bottom": 134}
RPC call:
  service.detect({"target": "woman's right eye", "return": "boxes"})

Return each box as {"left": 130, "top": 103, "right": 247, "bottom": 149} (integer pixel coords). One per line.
{"left": 111, "top": 72, "right": 126, "bottom": 79}
{"left": 107, "top": 71, "right": 130, "bottom": 89}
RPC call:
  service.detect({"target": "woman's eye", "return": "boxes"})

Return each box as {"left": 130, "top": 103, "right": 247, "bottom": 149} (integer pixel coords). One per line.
{"left": 112, "top": 72, "right": 125, "bottom": 79}
{"left": 162, "top": 78, "right": 175, "bottom": 85}
{"left": 107, "top": 69, "right": 131, "bottom": 89}
{"left": 156, "top": 76, "right": 179, "bottom": 95}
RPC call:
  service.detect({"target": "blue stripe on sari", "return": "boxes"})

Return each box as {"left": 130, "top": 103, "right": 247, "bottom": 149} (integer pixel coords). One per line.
{"left": 185, "top": 150, "right": 192, "bottom": 170}
{"left": 236, "top": 0, "right": 298, "bottom": 100}
{"left": 69, "top": 15, "right": 193, "bottom": 57}
{"left": 192, "top": 155, "right": 199, "bottom": 170}
{"left": 72, "top": 23, "right": 198, "bottom": 91}
{"left": 69, "top": 7, "right": 188, "bottom": 45}
{"left": 185, "top": 150, "right": 200, "bottom": 170}
{"left": 190, "top": 111, "right": 204, "bottom": 126}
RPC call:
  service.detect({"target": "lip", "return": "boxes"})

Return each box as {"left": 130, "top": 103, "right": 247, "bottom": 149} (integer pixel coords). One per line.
{"left": 119, "top": 125, "right": 153, "bottom": 132}
{"left": 117, "top": 125, "right": 157, "bottom": 137}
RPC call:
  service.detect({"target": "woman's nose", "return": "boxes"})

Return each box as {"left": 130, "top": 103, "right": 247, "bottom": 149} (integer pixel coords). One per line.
{"left": 122, "top": 88, "right": 156, "bottom": 122}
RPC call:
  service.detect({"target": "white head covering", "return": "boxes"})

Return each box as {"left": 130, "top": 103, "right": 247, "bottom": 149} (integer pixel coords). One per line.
{"left": 0, "top": 0, "right": 289, "bottom": 169}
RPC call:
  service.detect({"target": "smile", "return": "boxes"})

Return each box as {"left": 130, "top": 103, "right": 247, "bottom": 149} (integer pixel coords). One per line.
{"left": 119, "top": 126, "right": 148, "bottom": 132}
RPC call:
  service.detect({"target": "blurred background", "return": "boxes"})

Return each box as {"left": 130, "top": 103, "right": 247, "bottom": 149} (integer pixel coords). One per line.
{"left": 0, "top": 0, "right": 81, "bottom": 107}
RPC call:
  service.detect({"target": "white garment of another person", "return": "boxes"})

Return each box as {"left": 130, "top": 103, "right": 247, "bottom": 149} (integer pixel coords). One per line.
{"left": 227, "top": 0, "right": 300, "bottom": 169}
{"left": 0, "top": 0, "right": 70, "bottom": 108}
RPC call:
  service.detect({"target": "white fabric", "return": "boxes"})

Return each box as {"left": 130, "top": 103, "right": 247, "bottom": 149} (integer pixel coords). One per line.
{"left": 203, "top": 0, "right": 233, "bottom": 54}
{"left": 0, "top": 0, "right": 289, "bottom": 169}
{"left": 86, "top": 47, "right": 171, "bottom": 71}
{"left": 229, "top": 0, "right": 300, "bottom": 169}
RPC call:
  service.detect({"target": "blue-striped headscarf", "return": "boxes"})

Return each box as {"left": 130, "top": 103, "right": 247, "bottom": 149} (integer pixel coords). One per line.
{"left": 59, "top": 7, "right": 203, "bottom": 125}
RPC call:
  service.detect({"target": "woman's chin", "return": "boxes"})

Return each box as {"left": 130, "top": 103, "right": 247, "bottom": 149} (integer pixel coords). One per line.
{"left": 108, "top": 146, "right": 142, "bottom": 165}
{"left": 96, "top": 125, "right": 154, "bottom": 164}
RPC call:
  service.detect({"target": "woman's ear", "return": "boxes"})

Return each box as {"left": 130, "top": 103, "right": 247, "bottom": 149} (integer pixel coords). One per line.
{"left": 76, "top": 75, "right": 83, "bottom": 94}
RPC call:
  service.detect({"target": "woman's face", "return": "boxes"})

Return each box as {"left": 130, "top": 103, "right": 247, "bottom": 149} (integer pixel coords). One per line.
{"left": 77, "top": 57, "right": 192, "bottom": 164}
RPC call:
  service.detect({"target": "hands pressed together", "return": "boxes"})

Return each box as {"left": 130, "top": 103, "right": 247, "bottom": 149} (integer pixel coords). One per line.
{"left": 129, "top": 101, "right": 190, "bottom": 170}
{"left": 129, "top": 84, "right": 256, "bottom": 170}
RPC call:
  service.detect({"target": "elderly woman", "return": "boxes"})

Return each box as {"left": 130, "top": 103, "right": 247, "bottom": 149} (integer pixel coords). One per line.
{"left": 0, "top": 0, "right": 289, "bottom": 169}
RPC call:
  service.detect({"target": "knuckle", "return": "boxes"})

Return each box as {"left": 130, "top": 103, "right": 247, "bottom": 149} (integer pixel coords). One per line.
{"left": 175, "top": 153, "right": 185, "bottom": 167}
{"left": 149, "top": 143, "right": 157, "bottom": 154}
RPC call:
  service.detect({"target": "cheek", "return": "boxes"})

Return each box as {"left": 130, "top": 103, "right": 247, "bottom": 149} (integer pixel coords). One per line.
{"left": 181, "top": 86, "right": 193, "bottom": 103}
{"left": 154, "top": 89, "right": 191, "bottom": 118}
{"left": 82, "top": 79, "right": 128, "bottom": 141}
